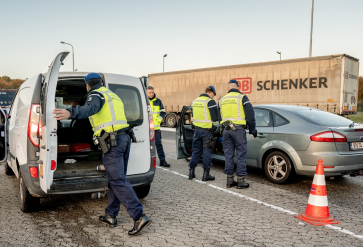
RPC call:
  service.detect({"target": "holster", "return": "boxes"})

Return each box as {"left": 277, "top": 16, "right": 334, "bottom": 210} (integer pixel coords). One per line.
{"left": 97, "top": 131, "right": 111, "bottom": 154}
{"left": 203, "top": 133, "right": 218, "bottom": 150}
{"left": 127, "top": 128, "right": 137, "bottom": 143}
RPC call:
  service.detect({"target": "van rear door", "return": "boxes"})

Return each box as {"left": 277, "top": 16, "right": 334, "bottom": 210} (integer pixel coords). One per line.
{"left": 0, "top": 109, "right": 7, "bottom": 162}
{"left": 176, "top": 106, "right": 193, "bottom": 159}
{"left": 39, "top": 52, "right": 69, "bottom": 193}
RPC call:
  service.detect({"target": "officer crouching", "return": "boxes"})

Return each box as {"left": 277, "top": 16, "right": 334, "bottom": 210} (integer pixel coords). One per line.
{"left": 188, "top": 86, "right": 219, "bottom": 181}
{"left": 219, "top": 80, "right": 257, "bottom": 189}
{"left": 53, "top": 73, "right": 152, "bottom": 235}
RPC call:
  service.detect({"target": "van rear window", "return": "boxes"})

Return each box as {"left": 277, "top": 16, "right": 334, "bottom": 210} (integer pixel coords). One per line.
{"left": 109, "top": 84, "right": 143, "bottom": 126}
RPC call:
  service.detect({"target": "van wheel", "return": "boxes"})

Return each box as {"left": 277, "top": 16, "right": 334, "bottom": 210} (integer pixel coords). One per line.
{"left": 134, "top": 185, "right": 150, "bottom": 199}
{"left": 19, "top": 172, "right": 40, "bottom": 212}
{"left": 264, "top": 151, "right": 294, "bottom": 184}
{"left": 5, "top": 162, "right": 14, "bottom": 175}
{"left": 165, "top": 115, "right": 176, "bottom": 128}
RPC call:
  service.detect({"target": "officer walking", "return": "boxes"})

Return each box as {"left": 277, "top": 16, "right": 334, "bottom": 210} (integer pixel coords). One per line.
{"left": 188, "top": 86, "right": 219, "bottom": 181}
{"left": 219, "top": 80, "right": 257, "bottom": 189}
{"left": 53, "top": 73, "right": 152, "bottom": 235}
{"left": 146, "top": 86, "right": 171, "bottom": 167}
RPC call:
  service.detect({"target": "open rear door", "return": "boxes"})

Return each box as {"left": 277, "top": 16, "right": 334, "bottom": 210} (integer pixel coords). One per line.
{"left": 0, "top": 109, "right": 7, "bottom": 162}
{"left": 39, "top": 52, "right": 69, "bottom": 193}
{"left": 176, "top": 106, "right": 194, "bottom": 159}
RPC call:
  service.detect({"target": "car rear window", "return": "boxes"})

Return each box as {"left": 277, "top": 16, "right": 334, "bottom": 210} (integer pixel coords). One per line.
{"left": 290, "top": 109, "right": 354, "bottom": 127}
{"left": 109, "top": 84, "right": 143, "bottom": 126}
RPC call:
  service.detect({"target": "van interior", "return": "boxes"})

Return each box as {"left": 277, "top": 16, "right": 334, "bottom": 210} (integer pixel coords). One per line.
{"left": 53, "top": 78, "right": 106, "bottom": 182}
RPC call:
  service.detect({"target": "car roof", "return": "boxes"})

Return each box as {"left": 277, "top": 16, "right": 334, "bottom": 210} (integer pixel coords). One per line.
{"left": 254, "top": 104, "right": 318, "bottom": 112}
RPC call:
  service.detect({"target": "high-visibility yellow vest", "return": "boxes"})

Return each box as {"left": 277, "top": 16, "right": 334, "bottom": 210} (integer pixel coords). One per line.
{"left": 88, "top": 87, "right": 129, "bottom": 136}
{"left": 150, "top": 97, "right": 165, "bottom": 130}
{"left": 191, "top": 96, "right": 213, "bottom": 129}
{"left": 219, "top": 92, "right": 246, "bottom": 125}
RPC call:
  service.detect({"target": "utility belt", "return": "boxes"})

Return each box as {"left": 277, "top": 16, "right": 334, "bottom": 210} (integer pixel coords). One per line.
{"left": 222, "top": 121, "right": 247, "bottom": 131}
{"left": 93, "top": 128, "right": 137, "bottom": 154}
{"left": 192, "top": 123, "right": 217, "bottom": 132}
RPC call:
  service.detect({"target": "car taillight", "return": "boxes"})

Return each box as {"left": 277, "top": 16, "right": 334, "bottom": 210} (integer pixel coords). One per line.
{"left": 148, "top": 105, "right": 155, "bottom": 141}
{"left": 152, "top": 158, "right": 156, "bottom": 167}
{"left": 27, "top": 104, "right": 40, "bottom": 147}
{"left": 30, "top": 167, "right": 38, "bottom": 178}
{"left": 310, "top": 131, "right": 347, "bottom": 142}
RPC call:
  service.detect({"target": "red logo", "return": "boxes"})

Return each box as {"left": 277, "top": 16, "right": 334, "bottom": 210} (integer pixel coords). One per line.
{"left": 345, "top": 71, "right": 349, "bottom": 79}
{"left": 233, "top": 78, "right": 252, "bottom": 94}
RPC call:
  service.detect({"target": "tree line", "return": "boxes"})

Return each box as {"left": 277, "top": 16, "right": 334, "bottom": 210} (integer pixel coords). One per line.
{"left": 0, "top": 76, "right": 25, "bottom": 90}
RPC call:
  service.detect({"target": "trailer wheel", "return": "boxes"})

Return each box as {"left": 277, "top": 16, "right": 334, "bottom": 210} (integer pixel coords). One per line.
{"left": 165, "top": 114, "right": 176, "bottom": 128}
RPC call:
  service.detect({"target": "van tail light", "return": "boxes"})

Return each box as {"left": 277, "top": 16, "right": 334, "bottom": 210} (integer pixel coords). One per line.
{"left": 27, "top": 104, "right": 40, "bottom": 147}
{"left": 51, "top": 160, "right": 57, "bottom": 170}
{"left": 148, "top": 105, "right": 155, "bottom": 141}
{"left": 152, "top": 158, "right": 156, "bottom": 167}
{"left": 310, "top": 131, "right": 347, "bottom": 142}
{"left": 30, "top": 167, "right": 38, "bottom": 178}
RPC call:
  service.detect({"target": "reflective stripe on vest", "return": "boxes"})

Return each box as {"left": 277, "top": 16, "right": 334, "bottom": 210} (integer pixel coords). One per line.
{"left": 219, "top": 93, "right": 246, "bottom": 124}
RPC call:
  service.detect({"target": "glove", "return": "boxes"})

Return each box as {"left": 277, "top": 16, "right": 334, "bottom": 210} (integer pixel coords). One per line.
{"left": 215, "top": 125, "right": 221, "bottom": 135}
{"left": 250, "top": 130, "right": 257, "bottom": 138}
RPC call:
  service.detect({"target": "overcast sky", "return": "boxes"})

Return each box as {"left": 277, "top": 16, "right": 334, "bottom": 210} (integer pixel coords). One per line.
{"left": 1, "top": 0, "right": 362, "bottom": 79}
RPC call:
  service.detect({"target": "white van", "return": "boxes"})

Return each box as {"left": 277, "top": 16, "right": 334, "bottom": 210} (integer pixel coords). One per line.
{"left": 2, "top": 52, "right": 156, "bottom": 212}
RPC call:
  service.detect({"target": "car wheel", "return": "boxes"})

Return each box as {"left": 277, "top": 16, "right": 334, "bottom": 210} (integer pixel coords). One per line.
{"left": 5, "top": 162, "right": 14, "bottom": 176}
{"left": 19, "top": 172, "right": 40, "bottom": 212}
{"left": 185, "top": 157, "right": 191, "bottom": 162}
{"left": 134, "top": 185, "right": 150, "bottom": 199}
{"left": 264, "top": 151, "right": 294, "bottom": 184}
{"left": 165, "top": 115, "right": 176, "bottom": 128}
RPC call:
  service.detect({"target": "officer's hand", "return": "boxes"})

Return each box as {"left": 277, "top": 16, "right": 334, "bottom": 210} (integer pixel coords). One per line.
{"left": 53, "top": 109, "right": 71, "bottom": 120}
{"left": 215, "top": 126, "right": 220, "bottom": 135}
{"left": 250, "top": 130, "right": 257, "bottom": 139}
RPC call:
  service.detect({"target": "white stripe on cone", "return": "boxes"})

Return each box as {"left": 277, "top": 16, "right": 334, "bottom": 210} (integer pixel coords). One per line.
{"left": 312, "top": 174, "right": 326, "bottom": 186}
{"left": 307, "top": 194, "right": 329, "bottom": 207}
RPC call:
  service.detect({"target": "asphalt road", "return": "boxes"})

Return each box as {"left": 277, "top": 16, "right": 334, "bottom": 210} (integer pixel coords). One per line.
{"left": 0, "top": 128, "right": 363, "bottom": 247}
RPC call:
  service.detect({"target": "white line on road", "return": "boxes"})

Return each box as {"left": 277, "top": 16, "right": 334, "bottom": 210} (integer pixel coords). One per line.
{"left": 156, "top": 166, "right": 363, "bottom": 240}
{"left": 160, "top": 127, "right": 176, "bottom": 132}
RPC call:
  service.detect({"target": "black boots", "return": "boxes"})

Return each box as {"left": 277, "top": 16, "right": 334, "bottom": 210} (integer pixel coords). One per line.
{"left": 189, "top": 168, "right": 195, "bottom": 180}
{"left": 160, "top": 160, "right": 171, "bottom": 167}
{"left": 99, "top": 215, "right": 117, "bottom": 227}
{"left": 227, "top": 175, "right": 238, "bottom": 188}
{"left": 128, "top": 213, "right": 152, "bottom": 236}
{"left": 237, "top": 176, "right": 249, "bottom": 189}
{"left": 202, "top": 169, "right": 215, "bottom": 181}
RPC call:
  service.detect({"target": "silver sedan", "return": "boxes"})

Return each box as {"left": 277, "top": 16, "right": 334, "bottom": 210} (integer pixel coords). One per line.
{"left": 176, "top": 105, "right": 363, "bottom": 184}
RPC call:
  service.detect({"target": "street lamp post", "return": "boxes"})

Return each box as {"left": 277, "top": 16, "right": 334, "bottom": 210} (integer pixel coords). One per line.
{"left": 309, "top": 0, "right": 314, "bottom": 57}
{"left": 163, "top": 54, "right": 167, "bottom": 72}
{"left": 277, "top": 51, "right": 281, "bottom": 60}
{"left": 60, "top": 41, "right": 74, "bottom": 71}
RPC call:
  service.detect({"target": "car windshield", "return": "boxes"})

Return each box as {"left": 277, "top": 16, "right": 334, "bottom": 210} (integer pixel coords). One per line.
{"left": 290, "top": 109, "right": 355, "bottom": 127}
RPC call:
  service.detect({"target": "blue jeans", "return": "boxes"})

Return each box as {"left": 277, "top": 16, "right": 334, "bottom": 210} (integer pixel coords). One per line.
{"left": 223, "top": 127, "right": 247, "bottom": 176}
{"left": 155, "top": 129, "right": 166, "bottom": 163}
{"left": 189, "top": 128, "right": 213, "bottom": 170}
{"left": 103, "top": 134, "right": 143, "bottom": 221}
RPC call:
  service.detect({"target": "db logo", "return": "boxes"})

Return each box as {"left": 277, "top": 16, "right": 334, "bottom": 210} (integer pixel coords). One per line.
{"left": 233, "top": 78, "right": 252, "bottom": 94}
{"left": 345, "top": 71, "right": 349, "bottom": 79}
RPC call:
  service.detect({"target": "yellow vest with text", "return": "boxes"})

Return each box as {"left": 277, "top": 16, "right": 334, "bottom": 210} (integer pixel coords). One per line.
{"left": 150, "top": 98, "right": 164, "bottom": 130}
{"left": 191, "top": 96, "right": 213, "bottom": 129}
{"left": 88, "top": 87, "right": 129, "bottom": 136}
{"left": 219, "top": 92, "right": 246, "bottom": 125}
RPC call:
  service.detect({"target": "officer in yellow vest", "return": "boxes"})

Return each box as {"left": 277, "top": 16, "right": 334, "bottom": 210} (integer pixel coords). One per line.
{"left": 219, "top": 79, "right": 257, "bottom": 189}
{"left": 147, "top": 86, "right": 171, "bottom": 167}
{"left": 188, "top": 86, "right": 219, "bottom": 181}
{"left": 53, "top": 73, "right": 152, "bottom": 235}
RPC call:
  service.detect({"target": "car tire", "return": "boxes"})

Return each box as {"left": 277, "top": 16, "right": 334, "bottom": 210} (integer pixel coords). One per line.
{"left": 264, "top": 151, "right": 294, "bottom": 184}
{"left": 19, "top": 172, "right": 40, "bottom": 212}
{"left": 165, "top": 114, "right": 176, "bottom": 128}
{"left": 5, "top": 162, "right": 14, "bottom": 176}
{"left": 134, "top": 185, "right": 150, "bottom": 199}
{"left": 185, "top": 157, "right": 191, "bottom": 162}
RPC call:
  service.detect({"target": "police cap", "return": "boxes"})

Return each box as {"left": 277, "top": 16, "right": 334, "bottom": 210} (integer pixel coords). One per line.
{"left": 228, "top": 79, "right": 239, "bottom": 87}
{"left": 84, "top": 73, "right": 102, "bottom": 84}
{"left": 208, "top": 85, "right": 217, "bottom": 95}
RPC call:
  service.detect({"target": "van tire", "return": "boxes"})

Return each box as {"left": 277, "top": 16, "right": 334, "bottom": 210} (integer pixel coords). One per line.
{"left": 19, "top": 172, "right": 40, "bottom": 212}
{"left": 134, "top": 185, "right": 150, "bottom": 199}
{"left": 165, "top": 114, "right": 176, "bottom": 128}
{"left": 5, "top": 162, "right": 14, "bottom": 175}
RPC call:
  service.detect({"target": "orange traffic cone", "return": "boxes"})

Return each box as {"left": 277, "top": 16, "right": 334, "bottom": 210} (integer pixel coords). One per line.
{"left": 295, "top": 159, "right": 340, "bottom": 226}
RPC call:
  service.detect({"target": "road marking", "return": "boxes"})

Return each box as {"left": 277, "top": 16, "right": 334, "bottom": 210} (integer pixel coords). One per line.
{"left": 160, "top": 127, "right": 176, "bottom": 132}
{"left": 156, "top": 166, "right": 363, "bottom": 240}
